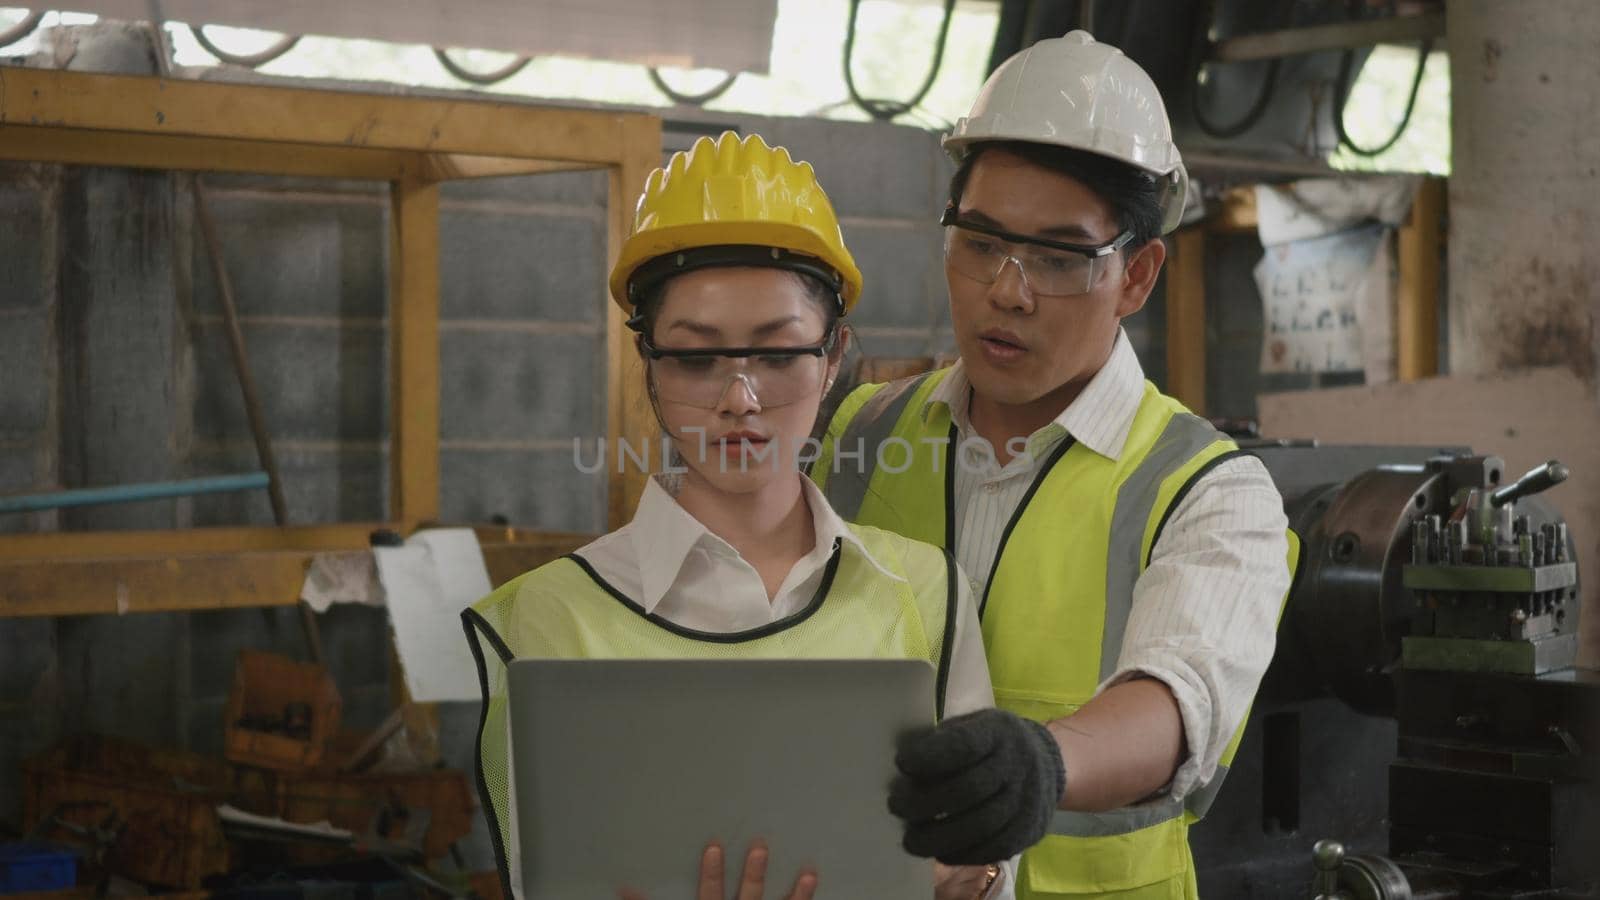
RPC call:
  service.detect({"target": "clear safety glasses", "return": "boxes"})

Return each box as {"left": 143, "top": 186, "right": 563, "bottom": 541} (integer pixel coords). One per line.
{"left": 641, "top": 326, "right": 838, "bottom": 410}
{"left": 940, "top": 206, "right": 1133, "bottom": 297}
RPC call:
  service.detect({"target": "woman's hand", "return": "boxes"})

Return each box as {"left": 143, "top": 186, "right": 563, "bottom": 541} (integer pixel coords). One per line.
{"left": 619, "top": 841, "right": 819, "bottom": 900}
{"left": 933, "top": 862, "right": 990, "bottom": 900}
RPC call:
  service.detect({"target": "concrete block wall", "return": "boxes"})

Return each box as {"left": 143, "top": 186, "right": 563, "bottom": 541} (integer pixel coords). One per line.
{"left": 0, "top": 163, "right": 59, "bottom": 539}
{"left": 436, "top": 170, "right": 610, "bottom": 532}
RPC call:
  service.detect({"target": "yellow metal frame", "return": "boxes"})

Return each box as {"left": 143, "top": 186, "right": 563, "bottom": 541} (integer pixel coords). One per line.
{"left": 0, "top": 67, "right": 661, "bottom": 617}
{"left": 1165, "top": 178, "right": 1446, "bottom": 415}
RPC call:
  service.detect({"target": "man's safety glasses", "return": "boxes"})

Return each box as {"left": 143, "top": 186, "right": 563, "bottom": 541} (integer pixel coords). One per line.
{"left": 640, "top": 327, "right": 838, "bottom": 410}
{"left": 940, "top": 206, "right": 1133, "bottom": 297}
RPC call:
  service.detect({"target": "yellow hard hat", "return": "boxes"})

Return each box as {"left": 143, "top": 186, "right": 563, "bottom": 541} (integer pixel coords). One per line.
{"left": 608, "top": 131, "right": 863, "bottom": 315}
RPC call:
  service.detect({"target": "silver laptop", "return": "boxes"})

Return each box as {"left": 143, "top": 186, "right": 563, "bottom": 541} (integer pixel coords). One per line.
{"left": 506, "top": 658, "right": 937, "bottom": 900}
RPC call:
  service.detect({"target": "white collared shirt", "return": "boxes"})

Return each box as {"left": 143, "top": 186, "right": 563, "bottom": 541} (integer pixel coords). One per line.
{"left": 928, "top": 328, "right": 1292, "bottom": 801}
{"left": 574, "top": 474, "right": 1017, "bottom": 899}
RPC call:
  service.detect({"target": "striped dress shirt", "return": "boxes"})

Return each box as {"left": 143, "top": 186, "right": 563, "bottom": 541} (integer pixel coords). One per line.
{"left": 928, "top": 328, "right": 1291, "bottom": 800}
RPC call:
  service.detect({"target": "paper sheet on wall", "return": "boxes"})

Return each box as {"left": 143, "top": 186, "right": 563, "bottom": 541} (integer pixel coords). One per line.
{"left": 374, "top": 528, "right": 493, "bottom": 703}
{"left": 1254, "top": 223, "right": 1389, "bottom": 375}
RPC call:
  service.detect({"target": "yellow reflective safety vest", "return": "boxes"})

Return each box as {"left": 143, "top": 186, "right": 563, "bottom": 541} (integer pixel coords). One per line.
{"left": 461, "top": 525, "right": 959, "bottom": 900}
{"left": 811, "top": 368, "right": 1299, "bottom": 900}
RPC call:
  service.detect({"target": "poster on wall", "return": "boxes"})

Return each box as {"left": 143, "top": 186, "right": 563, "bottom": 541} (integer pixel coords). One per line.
{"left": 1253, "top": 222, "right": 1390, "bottom": 376}
{"left": 1252, "top": 177, "right": 1414, "bottom": 381}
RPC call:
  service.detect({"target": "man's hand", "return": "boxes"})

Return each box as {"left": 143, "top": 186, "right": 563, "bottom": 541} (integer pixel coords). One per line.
{"left": 618, "top": 841, "right": 818, "bottom": 900}
{"left": 889, "top": 708, "right": 1066, "bottom": 865}
{"left": 933, "top": 862, "right": 991, "bottom": 900}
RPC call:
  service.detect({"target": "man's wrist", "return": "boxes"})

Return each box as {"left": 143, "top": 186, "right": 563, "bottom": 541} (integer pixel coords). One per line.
{"left": 974, "top": 864, "right": 1001, "bottom": 900}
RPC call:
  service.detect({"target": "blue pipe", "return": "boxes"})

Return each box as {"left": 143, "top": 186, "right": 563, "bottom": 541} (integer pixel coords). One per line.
{"left": 0, "top": 472, "right": 272, "bottom": 514}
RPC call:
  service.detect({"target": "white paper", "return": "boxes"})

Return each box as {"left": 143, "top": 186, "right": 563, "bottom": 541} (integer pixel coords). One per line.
{"left": 374, "top": 528, "right": 493, "bottom": 703}
{"left": 1254, "top": 224, "right": 1388, "bottom": 375}
{"left": 300, "top": 550, "right": 383, "bottom": 613}
{"left": 1254, "top": 176, "right": 1418, "bottom": 246}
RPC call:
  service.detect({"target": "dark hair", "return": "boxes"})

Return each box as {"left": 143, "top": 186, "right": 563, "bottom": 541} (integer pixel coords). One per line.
{"left": 947, "top": 141, "right": 1165, "bottom": 249}
{"left": 631, "top": 267, "right": 843, "bottom": 341}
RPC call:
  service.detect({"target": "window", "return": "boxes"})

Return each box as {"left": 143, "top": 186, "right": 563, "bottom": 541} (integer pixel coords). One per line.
{"left": 1328, "top": 43, "right": 1451, "bottom": 175}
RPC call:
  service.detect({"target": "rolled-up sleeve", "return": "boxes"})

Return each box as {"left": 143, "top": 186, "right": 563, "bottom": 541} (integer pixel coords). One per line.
{"left": 1100, "top": 454, "right": 1291, "bottom": 800}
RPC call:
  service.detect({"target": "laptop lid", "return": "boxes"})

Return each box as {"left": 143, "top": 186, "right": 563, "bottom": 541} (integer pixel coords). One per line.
{"left": 506, "top": 657, "right": 937, "bottom": 899}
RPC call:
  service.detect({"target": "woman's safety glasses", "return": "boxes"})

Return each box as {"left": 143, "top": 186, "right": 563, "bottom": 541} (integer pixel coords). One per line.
{"left": 640, "top": 326, "right": 837, "bottom": 410}
{"left": 940, "top": 206, "right": 1133, "bottom": 297}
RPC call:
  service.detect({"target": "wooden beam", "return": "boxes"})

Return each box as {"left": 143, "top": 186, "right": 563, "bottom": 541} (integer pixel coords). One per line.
{"left": 0, "top": 124, "right": 409, "bottom": 179}
{"left": 0, "top": 531, "right": 591, "bottom": 617}
{"left": 1210, "top": 187, "right": 1259, "bottom": 233}
{"left": 1397, "top": 177, "right": 1445, "bottom": 381}
{"left": 0, "top": 68, "right": 652, "bottom": 164}
{"left": 389, "top": 176, "right": 442, "bottom": 530}
{"left": 480, "top": 533, "right": 592, "bottom": 586}
{"left": 606, "top": 117, "right": 663, "bottom": 530}
{"left": 1212, "top": 13, "right": 1446, "bottom": 63}
{"left": 0, "top": 523, "right": 383, "bottom": 561}
{"left": 0, "top": 553, "right": 313, "bottom": 617}
{"left": 1167, "top": 229, "right": 1208, "bottom": 415}
{"left": 0, "top": 523, "right": 579, "bottom": 561}
{"left": 419, "top": 153, "right": 603, "bottom": 181}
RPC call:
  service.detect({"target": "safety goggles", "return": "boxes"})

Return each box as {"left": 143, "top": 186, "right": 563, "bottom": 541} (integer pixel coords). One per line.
{"left": 940, "top": 206, "right": 1133, "bottom": 297}
{"left": 640, "top": 326, "right": 838, "bottom": 410}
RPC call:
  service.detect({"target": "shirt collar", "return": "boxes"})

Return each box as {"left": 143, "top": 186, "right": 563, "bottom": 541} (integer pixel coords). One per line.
{"left": 924, "top": 327, "right": 1147, "bottom": 461}
{"left": 628, "top": 476, "right": 715, "bottom": 614}
{"left": 625, "top": 474, "right": 904, "bottom": 614}
{"left": 799, "top": 476, "right": 905, "bottom": 585}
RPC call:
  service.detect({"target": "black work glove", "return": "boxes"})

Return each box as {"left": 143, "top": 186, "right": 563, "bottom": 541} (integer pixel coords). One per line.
{"left": 887, "top": 707, "right": 1066, "bottom": 865}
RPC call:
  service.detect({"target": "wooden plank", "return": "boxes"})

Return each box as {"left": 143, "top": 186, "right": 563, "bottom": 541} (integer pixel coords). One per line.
{"left": 1210, "top": 186, "right": 1259, "bottom": 233}
{"left": 389, "top": 176, "right": 441, "bottom": 530}
{"left": 419, "top": 153, "right": 602, "bottom": 181}
{"left": 0, "top": 552, "right": 313, "bottom": 617}
{"left": 1166, "top": 229, "right": 1208, "bottom": 415}
{"left": 1212, "top": 13, "right": 1445, "bottom": 63}
{"left": 605, "top": 117, "right": 663, "bottom": 529}
{"left": 0, "top": 68, "right": 651, "bottom": 164}
{"left": 1397, "top": 177, "right": 1445, "bottom": 381}
{"left": 0, "top": 530, "right": 592, "bottom": 616}
{"left": 0, "top": 124, "right": 407, "bottom": 179}
{"left": 0, "top": 523, "right": 382, "bottom": 561}
{"left": 480, "top": 534, "right": 591, "bottom": 586}
{"left": 1258, "top": 367, "right": 1600, "bottom": 669}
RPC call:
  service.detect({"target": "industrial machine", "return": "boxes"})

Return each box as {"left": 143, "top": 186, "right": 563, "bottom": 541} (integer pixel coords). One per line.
{"left": 1190, "top": 445, "right": 1599, "bottom": 900}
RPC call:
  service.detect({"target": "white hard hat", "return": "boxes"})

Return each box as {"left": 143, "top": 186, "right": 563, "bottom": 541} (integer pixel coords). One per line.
{"left": 944, "top": 30, "right": 1189, "bottom": 235}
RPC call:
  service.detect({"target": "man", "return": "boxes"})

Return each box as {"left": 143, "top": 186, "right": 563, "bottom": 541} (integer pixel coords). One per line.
{"left": 812, "top": 31, "right": 1297, "bottom": 900}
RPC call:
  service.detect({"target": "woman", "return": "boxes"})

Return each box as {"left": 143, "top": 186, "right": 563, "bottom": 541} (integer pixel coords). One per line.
{"left": 463, "top": 132, "right": 1009, "bottom": 900}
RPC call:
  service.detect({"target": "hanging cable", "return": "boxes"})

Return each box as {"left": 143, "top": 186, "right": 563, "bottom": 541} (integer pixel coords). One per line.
{"left": 0, "top": 10, "right": 44, "bottom": 49}
{"left": 189, "top": 24, "right": 299, "bottom": 68}
{"left": 1190, "top": 56, "right": 1283, "bottom": 139}
{"left": 434, "top": 47, "right": 531, "bottom": 85}
{"left": 1332, "top": 38, "right": 1432, "bottom": 157}
{"left": 648, "top": 68, "right": 739, "bottom": 106}
{"left": 842, "top": 0, "right": 957, "bottom": 122}
{"left": 1188, "top": 0, "right": 1286, "bottom": 140}
{"left": 904, "top": 106, "right": 955, "bottom": 133}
